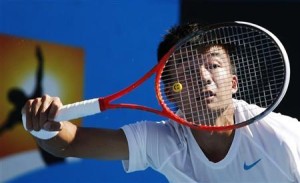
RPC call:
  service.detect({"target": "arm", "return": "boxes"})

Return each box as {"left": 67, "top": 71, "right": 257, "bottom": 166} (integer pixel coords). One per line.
{"left": 23, "top": 95, "right": 129, "bottom": 160}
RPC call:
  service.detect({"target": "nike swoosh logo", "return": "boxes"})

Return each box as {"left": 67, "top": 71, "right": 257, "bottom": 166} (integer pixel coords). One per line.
{"left": 243, "top": 159, "right": 261, "bottom": 170}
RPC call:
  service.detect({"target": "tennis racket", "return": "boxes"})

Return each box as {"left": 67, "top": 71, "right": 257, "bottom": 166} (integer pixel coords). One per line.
{"left": 23, "top": 21, "right": 290, "bottom": 139}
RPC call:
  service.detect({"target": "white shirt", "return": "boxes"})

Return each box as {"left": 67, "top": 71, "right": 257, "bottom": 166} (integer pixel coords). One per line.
{"left": 121, "top": 100, "right": 300, "bottom": 183}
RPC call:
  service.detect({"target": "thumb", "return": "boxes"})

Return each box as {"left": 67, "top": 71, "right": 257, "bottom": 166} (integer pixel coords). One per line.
{"left": 43, "top": 121, "right": 62, "bottom": 131}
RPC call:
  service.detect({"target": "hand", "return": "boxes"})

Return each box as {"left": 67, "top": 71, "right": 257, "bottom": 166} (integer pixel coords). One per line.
{"left": 23, "top": 94, "right": 63, "bottom": 132}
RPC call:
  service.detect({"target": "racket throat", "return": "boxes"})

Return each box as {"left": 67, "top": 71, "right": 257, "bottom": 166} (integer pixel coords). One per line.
{"left": 99, "top": 97, "right": 109, "bottom": 112}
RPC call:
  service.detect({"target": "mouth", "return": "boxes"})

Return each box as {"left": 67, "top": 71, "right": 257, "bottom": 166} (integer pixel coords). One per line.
{"left": 197, "top": 91, "right": 216, "bottom": 101}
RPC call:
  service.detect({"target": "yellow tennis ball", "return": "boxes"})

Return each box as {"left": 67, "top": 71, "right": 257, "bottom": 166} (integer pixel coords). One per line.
{"left": 173, "top": 82, "right": 183, "bottom": 93}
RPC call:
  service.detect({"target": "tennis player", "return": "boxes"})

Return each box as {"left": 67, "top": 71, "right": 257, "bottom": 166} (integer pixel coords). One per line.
{"left": 23, "top": 23, "right": 300, "bottom": 182}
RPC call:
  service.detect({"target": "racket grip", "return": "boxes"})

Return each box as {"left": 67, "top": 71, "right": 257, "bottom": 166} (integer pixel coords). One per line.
{"left": 22, "top": 98, "right": 101, "bottom": 140}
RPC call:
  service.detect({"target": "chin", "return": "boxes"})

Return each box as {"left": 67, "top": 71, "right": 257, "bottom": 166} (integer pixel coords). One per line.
{"left": 205, "top": 101, "right": 230, "bottom": 113}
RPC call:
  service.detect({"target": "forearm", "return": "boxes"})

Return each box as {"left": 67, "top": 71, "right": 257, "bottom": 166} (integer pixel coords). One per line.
{"left": 70, "top": 127, "right": 129, "bottom": 160}
{"left": 35, "top": 122, "right": 129, "bottom": 160}
{"left": 35, "top": 121, "right": 77, "bottom": 158}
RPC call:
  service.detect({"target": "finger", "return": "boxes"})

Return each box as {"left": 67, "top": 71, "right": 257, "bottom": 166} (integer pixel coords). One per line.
{"left": 24, "top": 100, "right": 34, "bottom": 131}
{"left": 48, "top": 97, "right": 62, "bottom": 121}
{"left": 43, "top": 121, "right": 63, "bottom": 131}
{"left": 31, "top": 98, "right": 42, "bottom": 131}
{"left": 39, "top": 95, "right": 52, "bottom": 131}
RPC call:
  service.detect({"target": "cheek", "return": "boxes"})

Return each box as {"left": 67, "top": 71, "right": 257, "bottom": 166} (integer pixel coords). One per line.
{"left": 214, "top": 70, "right": 233, "bottom": 89}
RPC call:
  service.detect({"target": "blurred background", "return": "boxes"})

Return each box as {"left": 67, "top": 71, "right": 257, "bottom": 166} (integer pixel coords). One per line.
{"left": 0, "top": 0, "right": 299, "bottom": 182}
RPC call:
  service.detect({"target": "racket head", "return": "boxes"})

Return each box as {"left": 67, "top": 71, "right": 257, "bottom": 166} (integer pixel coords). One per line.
{"left": 155, "top": 21, "right": 290, "bottom": 131}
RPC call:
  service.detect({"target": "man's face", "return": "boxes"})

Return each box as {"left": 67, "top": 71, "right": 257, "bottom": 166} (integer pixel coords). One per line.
{"left": 166, "top": 45, "right": 238, "bottom": 123}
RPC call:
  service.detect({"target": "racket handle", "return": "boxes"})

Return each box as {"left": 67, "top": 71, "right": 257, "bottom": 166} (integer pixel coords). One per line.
{"left": 22, "top": 98, "right": 101, "bottom": 140}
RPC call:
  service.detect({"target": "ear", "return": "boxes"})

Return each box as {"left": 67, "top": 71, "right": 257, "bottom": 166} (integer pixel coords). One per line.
{"left": 232, "top": 75, "right": 238, "bottom": 94}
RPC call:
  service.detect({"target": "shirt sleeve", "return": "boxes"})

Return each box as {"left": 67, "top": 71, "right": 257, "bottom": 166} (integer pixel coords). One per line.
{"left": 121, "top": 121, "right": 149, "bottom": 173}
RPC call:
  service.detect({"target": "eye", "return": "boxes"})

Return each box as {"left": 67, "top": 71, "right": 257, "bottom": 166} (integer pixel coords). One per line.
{"left": 208, "top": 63, "right": 220, "bottom": 70}
{"left": 210, "top": 52, "right": 220, "bottom": 57}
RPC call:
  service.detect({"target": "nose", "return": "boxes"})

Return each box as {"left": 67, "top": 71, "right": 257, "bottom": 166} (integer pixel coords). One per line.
{"left": 198, "top": 65, "right": 212, "bottom": 86}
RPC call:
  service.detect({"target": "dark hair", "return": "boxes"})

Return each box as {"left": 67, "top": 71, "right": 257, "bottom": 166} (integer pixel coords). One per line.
{"left": 157, "top": 23, "right": 203, "bottom": 61}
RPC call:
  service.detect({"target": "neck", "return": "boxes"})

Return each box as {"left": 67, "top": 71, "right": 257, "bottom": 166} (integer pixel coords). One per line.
{"left": 191, "top": 128, "right": 235, "bottom": 162}
{"left": 191, "top": 108, "right": 236, "bottom": 162}
{"left": 188, "top": 103, "right": 235, "bottom": 127}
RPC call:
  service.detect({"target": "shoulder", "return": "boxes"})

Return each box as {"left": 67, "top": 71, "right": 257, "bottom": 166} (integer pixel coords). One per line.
{"left": 122, "top": 119, "right": 187, "bottom": 144}
{"left": 240, "top": 111, "right": 300, "bottom": 163}
{"left": 121, "top": 120, "right": 189, "bottom": 157}
{"left": 252, "top": 112, "right": 300, "bottom": 179}
{"left": 121, "top": 120, "right": 189, "bottom": 171}
{"left": 241, "top": 111, "right": 300, "bottom": 142}
{"left": 263, "top": 111, "right": 300, "bottom": 138}
{"left": 234, "top": 99, "right": 300, "bottom": 139}
{"left": 235, "top": 99, "right": 300, "bottom": 158}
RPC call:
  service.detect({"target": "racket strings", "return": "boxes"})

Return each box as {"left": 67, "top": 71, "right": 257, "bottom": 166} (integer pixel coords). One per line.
{"left": 158, "top": 25, "right": 286, "bottom": 127}
{"left": 178, "top": 28, "right": 272, "bottom": 50}
{"left": 162, "top": 53, "right": 284, "bottom": 88}
{"left": 162, "top": 57, "right": 284, "bottom": 95}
